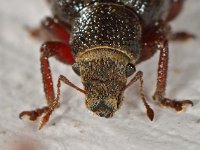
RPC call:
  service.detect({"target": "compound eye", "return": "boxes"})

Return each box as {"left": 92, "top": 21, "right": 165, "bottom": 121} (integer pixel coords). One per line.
{"left": 125, "top": 63, "right": 136, "bottom": 77}
{"left": 72, "top": 63, "right": 80, "bottom": 76}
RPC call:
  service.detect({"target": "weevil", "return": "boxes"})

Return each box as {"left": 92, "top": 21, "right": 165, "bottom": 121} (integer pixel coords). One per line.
{"left": 20, "top": 0, "right": 194, "bottom": 129}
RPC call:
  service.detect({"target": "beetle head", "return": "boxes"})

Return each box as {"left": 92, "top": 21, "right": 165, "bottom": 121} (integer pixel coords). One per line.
{"left": 76, "top": 48, "right": 136, "bottom": 118}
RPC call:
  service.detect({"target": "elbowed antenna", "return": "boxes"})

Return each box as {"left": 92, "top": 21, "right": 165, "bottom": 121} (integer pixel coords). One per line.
{"left": 123, "top": 71, "right": 154, "bottom": 121}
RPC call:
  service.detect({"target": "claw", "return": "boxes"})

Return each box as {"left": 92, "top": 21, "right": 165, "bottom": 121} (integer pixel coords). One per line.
{"left": 19, "top": 111, "right": 27, "bottom": 119}
{"left": 19, "top": 111, "right": 39, "bottom": 121}
{"left": 182, "top": 100, "right": 194, "bottom": 106}
{"left": 160, "top": 98, "right": 193, "bottom": 112}
{"left": 19, "top": 106, "right": 50, "bottom": 122}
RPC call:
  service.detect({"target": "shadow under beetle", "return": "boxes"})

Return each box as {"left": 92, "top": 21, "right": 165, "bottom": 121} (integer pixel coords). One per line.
{"left": 20, "top": 0, "right": 194, "bottom": 129}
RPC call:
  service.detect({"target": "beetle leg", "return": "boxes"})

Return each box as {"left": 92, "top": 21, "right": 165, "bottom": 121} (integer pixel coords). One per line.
{"left": 29, "top": 17, "right": 74, "bottom": 64}
{"left": 19, "top": 41, "right": 76, "bottom": 129}
{"left": 39, "top": 41, "right": 74, "bottom": 102}
{"left": 29, "top": 17, "right": 71, "bottom": 42}
{"left": 166, "top": 0, "right": 185, "bottom": 22}
{"left": 140, "top": 21, "right": 193, "bottom": 111}
{"left": 166, "top": 0, "right": 195, "bottom": 41}
{"left": 38, "top": 75, "right": 85, "bottom": 129}
{"left": 40, "top": 41, "right": 75, "bottom": 64}
{"left": 153, "top": 37, "right": 193, "bottom": 111}
{"left": 169, "top": 31, "right": 196, "bottom": 41}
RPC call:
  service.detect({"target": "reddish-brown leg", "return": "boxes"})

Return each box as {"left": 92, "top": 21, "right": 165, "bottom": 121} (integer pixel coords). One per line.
{"left": 20, "top": 73, "right": 85, "bottom": 129}
{"left": 167, "top": 0, "right": 185, "bottom": 22}
{"left": 29, "top": 17, "right": 75, "bottom": 64}
{"left": 29, "top": 17, "right": 71, "bottom": 43}
{"left": 169, "top": 31, "right": 196, "bottom": 41}
{"left": 19, "top": 41, "right": 76, "bottom": 129}
{"left": 152, "top": 38, "right": 193, "bottom": 111}
{"left": 40, "top": 41, "right": 75, "bottom": 102}
{"left": 166, "top": 0, "right": 195, "bottom": 41}
{"left": 141, "top": 22, "right": 193, "bottom": 111}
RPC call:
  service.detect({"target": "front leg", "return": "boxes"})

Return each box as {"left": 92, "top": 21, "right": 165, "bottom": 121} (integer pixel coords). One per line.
{"left": 20, "top": 41, "right": 77, "bottom": 129}
{"left": 141, "top": 22, "right": 193, "bottom": 112}
{"left": 152, "top": 30, "right": 193, "bottom": 111}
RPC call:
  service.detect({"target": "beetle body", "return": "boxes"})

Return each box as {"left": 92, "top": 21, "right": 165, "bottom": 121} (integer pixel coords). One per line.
{"left": 20, "top": 0, "right": 193, "bottom": 129}
{"left": 51, "top": 0, "right": 171, "bottom": 117}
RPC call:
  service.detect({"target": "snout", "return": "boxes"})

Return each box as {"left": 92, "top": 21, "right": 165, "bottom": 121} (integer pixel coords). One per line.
{"left": 91, "top": 101, "right": 114, "bottom": 118}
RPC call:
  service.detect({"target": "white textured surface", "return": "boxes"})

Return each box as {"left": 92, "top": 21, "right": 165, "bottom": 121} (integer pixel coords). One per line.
{"left": 0, "top": 0, "right": 200, "bottom": 150}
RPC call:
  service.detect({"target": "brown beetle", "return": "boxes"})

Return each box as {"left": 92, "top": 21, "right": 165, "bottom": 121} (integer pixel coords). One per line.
{"left": 20, "top": 0, "right": 194, "bottom": 129}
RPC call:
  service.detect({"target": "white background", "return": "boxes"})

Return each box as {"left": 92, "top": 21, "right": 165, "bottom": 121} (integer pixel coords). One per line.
{"left": 0, "top": 0, "right": 200, "bottom": 150}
